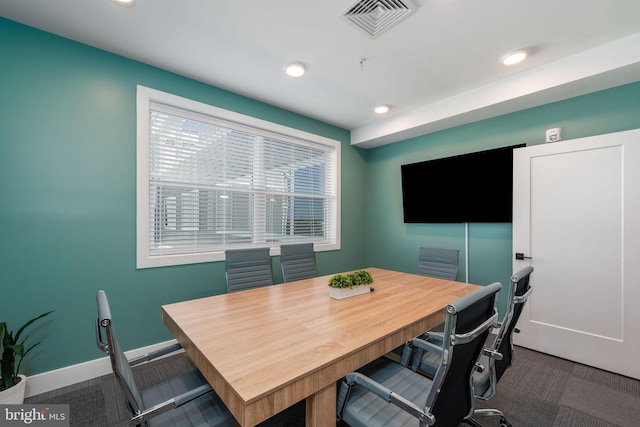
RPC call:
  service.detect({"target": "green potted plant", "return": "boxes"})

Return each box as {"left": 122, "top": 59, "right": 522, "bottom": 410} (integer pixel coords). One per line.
{"left": 328, "top": 270, "right": 374, "bottom": 299}
{"left": 0, "top": 310, "right": 54, "bottom": 404}
{"left": 328, "top": 273, "right": 354, "bottom": 289}
{"left": 350, "top": 270, "right": 373, "bottom": 287}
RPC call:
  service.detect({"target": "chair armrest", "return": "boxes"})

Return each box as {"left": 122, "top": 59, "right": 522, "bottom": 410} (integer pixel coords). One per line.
{"left": 389, "top": 390, "right": 435, "bottom": 425}
{"left": 95, "top": 319, "right": 109, "bottom": 354}
{"left": 482, "top": 348, "right": 503, "bottom": 361}
{"left": 174, "top": 383, "right": 212, "bottom": 407}
{"left": 345, "top": 373, "right": 435, "bottom": 426}
{"left": 129, "top": 343, "right": 183, "bottom": 367}
{"left": 424, "top": 331, "right": 444, "bottom": 344}
{"left": 411, "top": 337, "right": 444, "bottom": 356}
{"left": 346, "top": 372, "right": 392, "bottom": 400}
{"left": 514, "top": 287, "right": 533, "bottom": 304}
{"left": 476, "top": 348, "right": 503, "bottom": 372}
{"left": 129, "top": 384, "right": 213, "bottom": 426}
{"left": 403, "top": 337, "right": 444, "bottom": 371}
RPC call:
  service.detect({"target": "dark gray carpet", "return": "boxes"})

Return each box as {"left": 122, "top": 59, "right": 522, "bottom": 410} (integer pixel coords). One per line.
{"left": 473, "top": 346, "right": 640, "bottom": 426}
{"left": 26, "top": 346, "right": 640, "bottom": 426}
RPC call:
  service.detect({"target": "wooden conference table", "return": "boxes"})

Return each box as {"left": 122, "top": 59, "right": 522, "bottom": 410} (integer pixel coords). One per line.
{"left": 161, "top": 268, "right": 482, "bottom": 427}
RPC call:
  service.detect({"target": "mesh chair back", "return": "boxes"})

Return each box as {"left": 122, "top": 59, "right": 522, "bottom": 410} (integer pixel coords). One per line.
{"left": 429, "top": 282, "right": 501, "bottom": 426}
{"left": 417, "top": 246, "right": 460, "bottom": 280}
{"left": 95, "top": 290, "right": 143, "bottom": 414}
{"left": 280, "top": 243, "right": 317, "bottom": 282}
{"left": 494, "top": 266, "right": 533, "bottom": 381}
{"left": 225, "top": 247, "right": 274, "bottom": 293}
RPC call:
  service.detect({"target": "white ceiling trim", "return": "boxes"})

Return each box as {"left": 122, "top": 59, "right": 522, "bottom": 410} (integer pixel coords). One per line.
{"left": 351, "top": 32, "right": 640, "bottom": 148}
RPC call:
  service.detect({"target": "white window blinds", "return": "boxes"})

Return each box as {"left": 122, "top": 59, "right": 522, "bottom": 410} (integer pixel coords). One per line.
{"left": 137, "top": 86, "right": 340, "bottom": 268}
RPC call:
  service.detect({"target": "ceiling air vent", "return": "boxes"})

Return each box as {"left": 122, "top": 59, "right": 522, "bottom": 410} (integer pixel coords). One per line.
{"left": 342, "top": 0, "right": 417, "bottom": 39}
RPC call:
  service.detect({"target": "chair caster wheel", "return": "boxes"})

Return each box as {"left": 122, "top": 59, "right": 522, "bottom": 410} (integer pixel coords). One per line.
{"left": 499, "top": 416, "right": 512, "bottom": 427}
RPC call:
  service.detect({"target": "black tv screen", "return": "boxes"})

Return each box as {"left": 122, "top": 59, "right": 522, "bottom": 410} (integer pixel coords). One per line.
{"left": 401, "top": 144, "right": 525, "bottom": 223}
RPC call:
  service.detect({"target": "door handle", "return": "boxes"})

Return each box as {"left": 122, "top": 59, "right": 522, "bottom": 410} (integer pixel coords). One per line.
{"left": 515, "top": 252, "right": 532, "bottom": 260}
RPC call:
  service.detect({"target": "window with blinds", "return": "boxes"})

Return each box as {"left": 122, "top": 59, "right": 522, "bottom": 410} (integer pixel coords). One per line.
{"left": 136, "top": 86, "right": 340, "bottom": 268}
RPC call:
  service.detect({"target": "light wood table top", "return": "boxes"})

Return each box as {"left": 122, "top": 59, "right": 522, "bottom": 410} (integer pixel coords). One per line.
{"left": 161, "top": 267, "right": 482, "bottom": 426}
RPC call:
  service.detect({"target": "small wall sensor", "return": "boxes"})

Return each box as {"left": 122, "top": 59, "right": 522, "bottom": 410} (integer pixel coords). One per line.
{"left": 546, "top": 128, "right": 562, "bottom": 143}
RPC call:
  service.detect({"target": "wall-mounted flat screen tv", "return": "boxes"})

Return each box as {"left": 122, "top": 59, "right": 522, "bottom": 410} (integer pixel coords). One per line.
{"left": 401, "top": 143, "right": 525, "bottom": 223}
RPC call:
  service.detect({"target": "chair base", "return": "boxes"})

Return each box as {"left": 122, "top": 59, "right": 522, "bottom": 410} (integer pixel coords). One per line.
{"left": 465, "top": 408, "right": 511, "bottom": 427}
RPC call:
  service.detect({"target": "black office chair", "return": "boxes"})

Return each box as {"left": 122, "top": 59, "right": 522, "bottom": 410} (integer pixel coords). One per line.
{"left": 417, "top": 246, "right": 460, "bottom": 280}
{"left": 280, "top": 242, "right": 317, "bottom": 282}
{"left": 224, "top": 247, "right": 274, "bottom": 293}
{"left": 95, "top": 290, "right": 237, "bottom": 427}
{"left": 411, "top": 266, "right": 534, "bottom": 427}
{"left": 337, "top": 282, "right": 501, "bottom": 427}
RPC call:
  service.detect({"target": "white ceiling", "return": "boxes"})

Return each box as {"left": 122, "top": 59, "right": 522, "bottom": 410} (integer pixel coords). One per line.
{"left": 2, "top": 0, "right": 640, "bottom": 148}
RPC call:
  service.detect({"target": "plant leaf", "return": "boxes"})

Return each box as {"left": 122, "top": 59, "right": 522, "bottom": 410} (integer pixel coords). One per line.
{"left": 5, "top": 344, "right": 25, "bottom": 356}
{"left": 15, "top": 342, "right": 42, "bottom": 377}
{"left": 13, "top": 311, "right": 54, "bottom": 343}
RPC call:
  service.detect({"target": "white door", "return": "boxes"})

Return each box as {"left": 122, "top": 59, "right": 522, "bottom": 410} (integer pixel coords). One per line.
{"left": 512, "top": 128, "right": 640, "bottom": 380}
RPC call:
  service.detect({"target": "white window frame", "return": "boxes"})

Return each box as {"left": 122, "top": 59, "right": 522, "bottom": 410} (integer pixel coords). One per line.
{"left": 136, "top": 85, "right": 341, "bottom": 268}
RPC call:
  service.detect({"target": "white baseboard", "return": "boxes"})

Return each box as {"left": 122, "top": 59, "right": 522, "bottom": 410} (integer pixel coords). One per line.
{"left": 25, "top": 339, "right": 179, "bottom": 398}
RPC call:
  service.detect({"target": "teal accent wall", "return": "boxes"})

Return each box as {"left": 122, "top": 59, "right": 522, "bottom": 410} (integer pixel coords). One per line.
{"left": 365, "top": 81, "right": 640, "bottom": 317}
{"left": 0, "top": 18, "right": 366, "bottom": 375}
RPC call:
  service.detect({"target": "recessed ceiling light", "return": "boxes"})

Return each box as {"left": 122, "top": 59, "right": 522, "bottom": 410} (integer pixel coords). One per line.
{"left": 285, "top": 62, "right": 306, "bottom": 78}
{"left": 501, "top": 50, "right": 527, "bottom": 65}
{"left": 374, "top": 105, "right": 390, "bottom": 114}
{"left": 111, "top": 0, "right": 136, "bottom": 6}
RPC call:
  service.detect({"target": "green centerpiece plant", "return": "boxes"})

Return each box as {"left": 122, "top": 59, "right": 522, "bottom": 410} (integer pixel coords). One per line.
{"left": 328, "top": 273, "right": 354, "bottom": 289}
{"left": 350, "top": 270, "right": 374, "bottom": 287}
{"left": 1, "top": 311, "right": 54, "bottom": 392}
{"left": 328, "top": 270, "right": 374, "bottom": 299}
